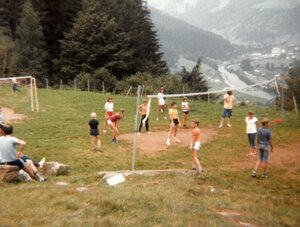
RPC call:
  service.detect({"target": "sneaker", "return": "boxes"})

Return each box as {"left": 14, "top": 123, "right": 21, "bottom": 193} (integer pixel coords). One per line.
{"left": 190, "top": 167, "right": 197, "bottom": 171}
{"left": 97, "top": 147, "right": 102, "bottom": 151}
{"left": 92, "top": 148, "right": 96, "bottom": 151}
{"left": 166, "top": 139, "right": 171, "bottom": 146}
{"left": 103, "top": 130, "right": 106, "bottom": 134}
{"left": 40, "top": 178, "right": 47, "bottom": 182}
{"left": 38, "top": 157, "right": 46, "bottom": 169}
{"left": 227, "top": 123, "right": 232, "bottom": 128}
{"left": 252, "top": 171, "right": 256, "bottom": 177}
{"left": 198, "top": 169, "right": 204, "bottom": 173}
{"left": 262, "top": 173, "right": 269, "bottom": 178}
{"left": 146, "top": 131, "right": 151, "bottom": 134}
{"left": 156, "top": 118, "right": 159, "bottom": 121}
{"left": 138, "top": 132, "right": 141, "bottom": 136}
{"left": 111, "top": 140, "right": 116, "bottom": 144}
{"left": 115, "top": 139, "right": 119, "bottom": 143}
{"left": 219, "top": 124, "right": 223, "bottom": 128}
{"left": 174, "top": 138, "right": 181, "bottom": 143}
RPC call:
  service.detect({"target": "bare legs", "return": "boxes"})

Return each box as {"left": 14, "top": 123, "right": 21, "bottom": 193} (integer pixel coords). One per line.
{"left": 91, "top": 136, "right": 101, "bottom": 149}
{"left": 103, "top": 116, "right": 109, "bottom": 132}
{"left": 219, "top": 117, "right": 231, "bottom": 128}
{"left": 183, "top": 114, "right": 188, "bottom": 127}
{"left": 157, "top": 105, "right": 165, "bottom": 119}
{"left": 109, "top": 123, "right": 118, "bottom": 140}
{"left": 192, "top": 150, "right": 202, "bottom": 172}
{"left": 23, "top": 160, "right": 45, "bottom": 182}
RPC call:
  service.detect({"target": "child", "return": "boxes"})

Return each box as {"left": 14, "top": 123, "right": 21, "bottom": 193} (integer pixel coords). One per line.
{"left": 166, "top": 102, "right": 181, "bottom": 146}
{"left": 12, "top": 78, "right": 21, "bottom": 92}
{"left": 0, "top": 105, "right": 4, "bottom": 130}
{"left": 88, "top": 113, "right": 101, "bottom": 151}
{"left": 138, "top": 99, "right": 151, "bottom": 135}
{"left": 103, "top": 97, "right": 114, "bottom": 134}
{"left": 107, "top": 109, "right": 125, "bottom": 144}
{"left": 189, "top": 118, "right": 204, "bottom": 173}
{"left": 181, "top": 97, "right": 190, "bottom": 128}
{"left": 160, "top": 85, "right": 169, "bottom": 109}
{"left": 252, "top": 118, "right": 274, "bottom": 178}
{"left": 219, "top": 90, "right": 235, "bottom": 128}
{"left": 156, "top": 88, "right": 166, "bottom": 120}
{"left": 245, "top": 110, "right": 259, "bottom": 156}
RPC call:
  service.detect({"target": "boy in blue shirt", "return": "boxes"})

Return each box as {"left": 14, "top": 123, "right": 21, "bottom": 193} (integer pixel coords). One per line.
{"left": 252, "top": 118, "right": 274, "bottom": 178}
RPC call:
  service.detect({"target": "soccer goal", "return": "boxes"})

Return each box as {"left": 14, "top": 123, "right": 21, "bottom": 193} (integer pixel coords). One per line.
{"left": 0, "top": 76, "right": 39, "bottom": 112}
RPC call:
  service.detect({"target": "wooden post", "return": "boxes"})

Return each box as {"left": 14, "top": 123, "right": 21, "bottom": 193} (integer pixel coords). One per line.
{"left": 60, "top": 80, "right": 62, "bottom": 90}
{"left": 46, "top": 78, "right": 48, "bottom": 89}
{"left": 87, "top": 79, "right": 90, "bottom": 92}
{"left": 281, "top": 87, "right": 284, "bottom": 122}
{"left": 208, "top": 94, "right": 210, "bottom": 104}
{"left": 293, "top": 96, "right": 298, "bottom": 114}
{"left": 74, "top": 79, "right": 76, "bottom": 91}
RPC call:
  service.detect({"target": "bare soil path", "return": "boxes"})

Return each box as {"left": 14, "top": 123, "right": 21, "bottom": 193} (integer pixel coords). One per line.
{"left": 2, "top": 107, "right": 26, "bottom": 122}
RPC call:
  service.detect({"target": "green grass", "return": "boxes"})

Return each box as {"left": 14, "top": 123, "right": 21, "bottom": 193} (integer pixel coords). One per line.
{"left": 0, "top": 86, "right": 300, "bottom": 226}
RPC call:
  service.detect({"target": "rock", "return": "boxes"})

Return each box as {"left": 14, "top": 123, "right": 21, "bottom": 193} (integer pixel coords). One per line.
{"left": 217, "top": 212, "right": 240, "bottom": 217}
{"left": 76, "top": 187, "right": 88, "bottom": 192}
{"left": 41, "top": 162, "right": 69, "bottom": 176}
{"left": 0, "top": 165, "right": 20, "bottom": 183}
{"left": 240, "top": 222, "right": 255, "bottom": 227}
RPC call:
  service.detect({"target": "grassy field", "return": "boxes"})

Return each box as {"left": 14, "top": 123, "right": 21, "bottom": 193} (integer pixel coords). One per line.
{"left": 0, "top": 86, "right": 299, "bottom": 226}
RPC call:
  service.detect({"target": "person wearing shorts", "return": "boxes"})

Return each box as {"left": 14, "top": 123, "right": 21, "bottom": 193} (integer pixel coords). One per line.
{"left": 156, "top": 88, "right": 166, "bottom": 120}
{"left": 103, "top": 97, "right": 114, "bottom": 134}
{"left": 138, "top": 99, "right": 151, "bottom": 135}
{"left": 166, "top": 102, "right": 181, "bottom": 146}
{"left": 219, "top": 90, "right": 235, "bottom": 128}
{"left": 252, "top": 118, "right": 274, "bottom": 178}
{"left": 0, "top": 124, "right": 46, "bottom": 182}
{"left": 182, "top": 97, "right": 190, "bottom": 129}
{"left": 89, "top": 113, "right": 101, "bottom": 151}
{"left": 107, "top": 109, "right": 125, "bottom": 144}
{"left": 245, "top": 110, "right": 259, "bottom": 156}
{"left": 189, "top": 118, "right": 203, "bottom": 173}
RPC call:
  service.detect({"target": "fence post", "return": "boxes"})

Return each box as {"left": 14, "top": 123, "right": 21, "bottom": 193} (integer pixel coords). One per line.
{"left": 126, "top": 86, "right": 132, "bottom": 97}
{"left": 293, "top": 96, "right": 298, "bottom": 114}
{"left": 46, "top": 78, "right": 48, "bottom": 89}
{"left": 281, "top": 87, "right": 284, "bottom": 122}
{"left": 87, "top": 79, "right": 90, "bottom": 92}
{"left": 74, "top": 79, "right": 76, "bottom": 91}
{"left": 60, "top": 80, "right": 62, "bottom": 90}
{"left": 102, "top": 81, "right": 105, "bottom": 94}
{"left": 208, "top": 94, "right": 210, "bottom": 104}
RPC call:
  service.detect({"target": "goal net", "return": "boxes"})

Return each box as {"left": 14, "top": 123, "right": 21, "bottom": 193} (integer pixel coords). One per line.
{"left": 0, "top": 76, "right": 39, "bottom": 112}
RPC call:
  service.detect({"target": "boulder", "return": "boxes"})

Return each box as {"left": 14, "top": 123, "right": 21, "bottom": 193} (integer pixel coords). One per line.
{"left": 0, "top": 165, "right": 20, "bottom": 182}
{"left": 41, "top": 162, "right": 69, "bottom": 176}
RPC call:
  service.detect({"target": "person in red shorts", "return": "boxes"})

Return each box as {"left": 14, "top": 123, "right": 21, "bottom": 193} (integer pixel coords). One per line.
{"left": 103, "top": 97, "right": 114, "bottom": 134}
{"left": 107, "top": 109, "right": 125, "bottom": 144}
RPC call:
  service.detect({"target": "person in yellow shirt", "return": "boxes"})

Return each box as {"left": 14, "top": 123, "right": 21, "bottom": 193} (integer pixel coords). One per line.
{"left": 219, "top": 90, "right": 235, "bottom": 128}
{"left": 167, "top": 102, "right": 181, "bottom": 146}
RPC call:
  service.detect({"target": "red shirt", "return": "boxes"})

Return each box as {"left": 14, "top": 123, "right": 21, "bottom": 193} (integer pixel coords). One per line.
{"left": 110, "top": 115, "right": 120, "bottom": 122}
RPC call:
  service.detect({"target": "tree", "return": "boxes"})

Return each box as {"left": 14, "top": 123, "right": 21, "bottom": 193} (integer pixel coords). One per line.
{"left": 240, "top": 59, "right": 253, "bottom": 71}
{"left": 10, "top": 1, "right": 48, "bottom": 79}
{"left": 284, "top": 60, "right": 300, "bottom": 110}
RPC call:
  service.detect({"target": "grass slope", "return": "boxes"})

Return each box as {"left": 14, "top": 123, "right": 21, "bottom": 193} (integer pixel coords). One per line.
{"left": 0, "top": 86, "right": 299, "bottom": 226}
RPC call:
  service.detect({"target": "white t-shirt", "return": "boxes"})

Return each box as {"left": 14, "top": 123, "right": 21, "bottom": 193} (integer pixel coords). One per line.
{"left": 245, "top": 117, "right": 258, "bottom": 134}
{"left": 157, "top": 93, "right": 165, "bottom": 106}
{"left": 0, "top": 136, "right": 18, "bottom": 162}
{"left": 182, "top": 102, "right": 189, "bottom": 112}
{"left": 104, "top": 102, "right": 114, "bottom": 112}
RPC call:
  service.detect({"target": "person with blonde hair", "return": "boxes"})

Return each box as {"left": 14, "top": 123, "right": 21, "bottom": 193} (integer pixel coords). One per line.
{"left": 189, "top": 118, "right": 204, "bottom": 173}
{"left": 219, "top": 89, "right": 235, "bottom": 128}
{"left": 88, "top": 112, "right": 101, "bottom": 151}
{"left": 107, "top": 109, "right": 125, "bottom": 144}
{"left": 166, "top": 102, "right": 181, "bottom": 146}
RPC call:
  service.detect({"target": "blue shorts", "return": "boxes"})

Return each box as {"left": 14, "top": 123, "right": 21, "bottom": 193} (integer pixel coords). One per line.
{"left": 0, "top": 156, "right": 27, "bottom": 169}
{"left": 248, "top": 133, "right": 257, "bottom": 148}
{"left": 222, "top": 108, "right": 232, "bottom": 118}
{"left": 90, "top": 129, "right": 99, "bottom": 136}
{"left": 259, "top": 145, "right": 270, "bottom": 162}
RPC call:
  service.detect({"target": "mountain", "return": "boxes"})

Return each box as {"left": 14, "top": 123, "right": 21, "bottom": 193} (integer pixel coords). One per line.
{"left": 148, "top": 0, "right": 300, "bottom": 46}
{"left": 149, "top": 7, "right": 234, "bottom": 71}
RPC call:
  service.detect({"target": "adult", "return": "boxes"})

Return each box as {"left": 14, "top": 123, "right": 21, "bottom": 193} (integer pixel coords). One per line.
{"left": 219, "top": 90, "right": 235, "bottom": 128}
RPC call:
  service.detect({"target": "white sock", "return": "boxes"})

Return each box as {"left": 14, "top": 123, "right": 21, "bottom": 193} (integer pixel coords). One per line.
{"left": 34, "top": 172, "right": 45, "bottom": 182}
{"left": 19, "top": 170, "right": 32, "bottom": 181}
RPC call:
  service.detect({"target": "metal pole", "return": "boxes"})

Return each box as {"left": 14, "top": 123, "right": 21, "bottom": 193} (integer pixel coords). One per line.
{"left": 102, "top": 81, "right": 105, "bottom": 94}
{"left": 141, "top": 85, "right": 145, "bottom": 97}
{"left": 46, "top": 78, "right": 48, "bottom": 89}
{"left": 30, "top": 77, "right": 34, "bottom": 112}
{"left": 74, "top": 79, "right": 76, "bottom": 91}
{"left": 274, "top": 96, "right": 277, "bottom": 111}
{"left": 208, "top": 94, "right": 210, "bottom": 104}
{"left": 126, "top": 86, "right": 132, "bottom": 97}
{"left": 132, "top": 85, "right": 141, "bottom": 171}
{"left": 87, "top": 79, "right": 90, "bottom": 92}
{"left": 293, "top": 96, "right": 298, "bottom": 114}
{"left": 60, "top": 80, "right": 62, "bottom": 90}
{"left": 281, "top": 87, "right": 284, "bottom": 122}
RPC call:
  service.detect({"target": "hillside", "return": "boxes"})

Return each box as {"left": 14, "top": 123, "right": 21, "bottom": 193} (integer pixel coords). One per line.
{"left": 149, "top": 7, "right": 234, "bottom": 70}
{"left": 148, "top": 0, "right": 300, "bottom": 45}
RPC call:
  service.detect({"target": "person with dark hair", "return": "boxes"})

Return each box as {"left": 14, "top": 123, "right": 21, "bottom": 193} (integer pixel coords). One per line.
{"left": 245, "top": 110, "right": 259, "bottom": 156}
{"left": 166, "top": 102, "right": 181, "bottom": 146}
{"left": 252, "top": 118, "right": 274, "bottom": 178}
{"left": 0, "top": 125, "right": 46, "bottom": 182}
{"left": 160, "top": 85, "right": 169, "bottom": 109}
{"left": 138, "top": 99, "right": 151, "bottom": 135}
{"left": 103, "top": 97, "right": 114, "bottom": 134}
{"left": 157, "top": 87, "right": 166, "bottom": 120}
{"left": 181, "top": 97, "right": 190, "bottom": 128}
{"left": 219, "top": 90, "right": 235, "bottom": 128}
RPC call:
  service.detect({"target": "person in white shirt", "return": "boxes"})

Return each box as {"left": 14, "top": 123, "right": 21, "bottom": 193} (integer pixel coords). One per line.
{"left": 103, "top": 97, "right": 114, "bottom": 134}
{"left": 181, "top": 97, "right": 190, "bottom": 129}
{"left": 245, "top": 110, "right": 259, "bottom": 156}
{"left": 156, "top": 88, "right": 166, "bottom": 120}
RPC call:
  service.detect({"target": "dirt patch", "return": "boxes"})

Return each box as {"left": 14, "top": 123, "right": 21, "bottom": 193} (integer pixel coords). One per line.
{"left": 119, "top": 128, "right": 216, "bottom": 155}
{"left": 2, "top": 107, "right": 26, "bottom": 123}
{"left": 215, "top": 208, "right": 257, "bottom": 227}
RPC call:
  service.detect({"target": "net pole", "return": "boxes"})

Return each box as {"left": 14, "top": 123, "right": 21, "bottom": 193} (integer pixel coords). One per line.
{"left": 46, "top": 78, "right": 48, "bottom": 89}
{"left": 293, "top": 96, "right": 298, "bottom": 114}
{"left": 132, "top": 85, "right": 141, "bottom": 171}
{"left": 33, "top": 78, "right": 39, "bottom": 112}
{"left": 30, "top": 77, "right": 34, "bottom": 112}
{"left": 281, "top": 87, "right": 284, "bottom": 122}
{"left": 74, "top": 79, "right": 76, "bottom": 91}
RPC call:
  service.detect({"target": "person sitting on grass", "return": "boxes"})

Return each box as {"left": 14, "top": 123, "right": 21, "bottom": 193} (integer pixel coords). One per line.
{"left": 103, "top": 97, "right": 114, "bottom": 134}
{"left": 0, "top": 125, "right": 46, "bottom": 182}
{"left": 107, "top": 109, "right": 125, "bottom": 144}
{"left": 189, "top": 118, "right": 204, "bottom": 173}
{"left": 166, "top": 102, "right": 181, "bottom": 146}
{"left": 181, "top": 97, "right": 190, "bottom": 129}
{"left": 252, "top": 118, "right": 274, "bottom": 178}
{"left": 138, "top": 98, "right": 151, "bottom": 136}
{"left": 89, "top": 113, "right": 101, "bottom": 151}
{"left": 219, "top": 89, "right": 235, "bottom": 128}
{"left": 245, "top": 110, "right": 259, "bottom": 156}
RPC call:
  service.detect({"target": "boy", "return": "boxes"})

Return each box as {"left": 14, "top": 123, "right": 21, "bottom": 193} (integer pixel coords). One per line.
{"left": 12, "top": 78, "right": 21, "bottom": 92}
{"left": 182, "top": 97, "right": 190, "bottom": 128}
{"left": 88, "top": 113, "right": 101, "bottom": 151}
{"left": 166, "top": 102, "right": 181, "bottom": 146}
{"left": 107, "top": 109, "right": 125, "bottom": 144}
{"left": 219, "top": 90, "right": 235, "bottom": 128}
{"left": 138, "top": 99, "right": 151, "bottom": 135}
{"left": 245, "top": 110, "right": 259, "bottom": 156}
{"left": 157, "top": 88, "right": 166, "bottom": 120}
{"left": 160, "top": 85, "right": 169, "bottom": 109}
{"left": 252, "top": 118, "right": 274, "bottom": 178}
{"left": 189, "top": 118, "right": 204, "bottom": 173}
{"left": 103, "top": 97, "right": 114, "bottom": 134}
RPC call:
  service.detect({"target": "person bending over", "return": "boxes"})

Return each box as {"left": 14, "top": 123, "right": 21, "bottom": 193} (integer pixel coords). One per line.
{"left": 107, "top": 109, "right": 125, "bottom": 144}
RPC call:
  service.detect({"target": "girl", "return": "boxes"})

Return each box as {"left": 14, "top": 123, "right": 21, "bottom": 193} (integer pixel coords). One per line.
{"left": 103, "top": 97, "right": 114, "bottom": 134}
{"left": 245, "top": 110, "right": 259, "bottom": 156}
{"left": 88, "top": 113, "right": 101, "bottom": 151}
{"left": 181, "top": 97, "right": 190, "bottom": 128}
{"left": 156, "top": 88, "right": 166, "bottom": 120}
{"left": 167, "top": 102, "right": 181, "bottom": 146}
{"left": 219, "top": 90, "right": 235, "bottom": 128}
{"left": 107, "top": 109, "right": 125, "bottom": 144}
